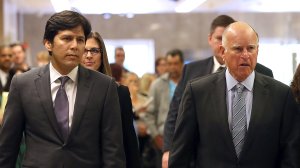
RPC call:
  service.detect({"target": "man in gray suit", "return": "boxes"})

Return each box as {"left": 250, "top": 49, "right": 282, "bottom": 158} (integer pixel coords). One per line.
{"left": 0, "top": 10, "right": 125, "bottom": 168}
{"left": 169, "top": 22, "right": 300, "bottom": 168}
{"left": 162, "top": 15, "right": 273, "bottom": 167}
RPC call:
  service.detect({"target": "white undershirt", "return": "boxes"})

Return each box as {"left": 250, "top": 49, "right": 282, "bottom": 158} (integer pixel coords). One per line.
{"left": 49, "top": 63, "right": 78, "bottom": 127}
{"left": 0, "top": 69, "right": 8, "bottom": 87}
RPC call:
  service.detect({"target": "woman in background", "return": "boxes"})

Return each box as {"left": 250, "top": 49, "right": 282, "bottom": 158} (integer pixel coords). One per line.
{"left": 81, "top": 31, "right": 141, "bottom": 168}
{"left": 291, "top": 64, "right": 300, "bottom": 104}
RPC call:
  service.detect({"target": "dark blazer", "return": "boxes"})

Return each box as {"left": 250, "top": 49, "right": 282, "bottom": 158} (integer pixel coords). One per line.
{"left": 117, "top": 85, "right": 141, "bottom": 168}
{"left": 0, "top": 65, "right": 126, "bottom": 168}
{"left": 163, "top": 56, "right": 274, "bottom": 151}
{"left": 169, "top": 71, "right": 300, "bottom": 168}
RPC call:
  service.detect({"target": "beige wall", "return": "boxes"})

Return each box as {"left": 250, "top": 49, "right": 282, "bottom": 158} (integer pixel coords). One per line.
{"left": 22, "top": 12, "right": 300, "bottom": 66}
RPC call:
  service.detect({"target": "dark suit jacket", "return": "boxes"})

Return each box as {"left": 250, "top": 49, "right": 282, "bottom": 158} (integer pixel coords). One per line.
{"left": 169, "top": 71, "right": 300, "bottom": 168}
{"left": 0, "top": 65, "right": 126, "bottom": 168}
{"left": 117, "top": 85, "right": 141, "bottom": 168}
{"left": 163, "top": 56, "right": 274, "bottom": 151}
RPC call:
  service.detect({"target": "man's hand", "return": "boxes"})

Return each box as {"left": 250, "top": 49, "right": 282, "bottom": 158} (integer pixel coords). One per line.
{"left": 162, "top": 151, "right": 169, "bottom": 168}
{"left": 154, "top": 135, "right": 163, "bottom": 150}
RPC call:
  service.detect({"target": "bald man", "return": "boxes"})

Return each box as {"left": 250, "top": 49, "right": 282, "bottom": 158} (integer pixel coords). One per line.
{"left": 168, "top": 22, "right": 300, "bottom": 168}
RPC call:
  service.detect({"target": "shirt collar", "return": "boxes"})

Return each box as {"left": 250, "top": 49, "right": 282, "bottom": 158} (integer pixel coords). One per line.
{"left": 225, "top": 69, "right": 255, "bottom": 92}
{"left": 213, "top": 56, "right": 225, "bottom": 73}
{"left": 49, "top": 62, "right": 78, "bottom": 84}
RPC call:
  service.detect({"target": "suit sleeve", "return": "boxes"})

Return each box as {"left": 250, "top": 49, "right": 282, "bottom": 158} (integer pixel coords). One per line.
{"left": 0, "top": 75, "right": 25, "bottom": 167}
{"left": 101, "top": 80, "right": 126, "bottom": 168}
{"left": 279, "top": 89, "right": 300, "bottom": 167}
{"left": 163, "top": 65, "right": 188, "bottom": 151}
{"left": 169, "top": 82, "right": 198, "bottom": 168}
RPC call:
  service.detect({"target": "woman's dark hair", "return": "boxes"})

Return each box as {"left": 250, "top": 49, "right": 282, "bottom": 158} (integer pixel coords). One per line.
{"left": 86, "top": 32, "right": 112, "bottom": 76}
{"left": 291, "top": 64, "right": 300, "bottom": 103}
{"left": 110, "top": 63, "right": 123, "bottom": 82}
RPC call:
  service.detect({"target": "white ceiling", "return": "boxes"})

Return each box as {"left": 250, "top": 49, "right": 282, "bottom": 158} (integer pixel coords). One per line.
{"left": 8, "top": 0, "right": 300, "bottom": 15}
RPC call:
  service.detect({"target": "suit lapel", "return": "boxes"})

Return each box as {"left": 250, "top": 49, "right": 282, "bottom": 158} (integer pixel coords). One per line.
{"left": 35, "top": 65, "right": 63, "bottom": 140}
{"left": 68, "top": 66, "right": 92, "bottom": 140}
{"left": 211, "top": 72, "right": 237, "bottom": 156}
{"left": 240, "top": 73, "right": 269, "bottom": 158}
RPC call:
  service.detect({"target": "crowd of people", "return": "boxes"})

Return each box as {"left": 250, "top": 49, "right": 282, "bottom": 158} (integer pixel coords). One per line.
{"left": 0, "top": 10, "right": 299, "bottom": 168}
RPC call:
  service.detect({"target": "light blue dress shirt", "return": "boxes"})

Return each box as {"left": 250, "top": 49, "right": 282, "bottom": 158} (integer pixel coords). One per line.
{"left": 225, "top": 70, "right": 255, "bottom": 130}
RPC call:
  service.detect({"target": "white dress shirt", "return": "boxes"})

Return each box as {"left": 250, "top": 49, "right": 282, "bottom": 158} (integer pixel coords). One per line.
{"left": 49, "top": 63, "right": 78, "bottom": 128}
{"left": 212, "top": 56, "right": 225, "bottom": 73}
{"left": 0, "top": 69, "right": 8, "bottom": 87}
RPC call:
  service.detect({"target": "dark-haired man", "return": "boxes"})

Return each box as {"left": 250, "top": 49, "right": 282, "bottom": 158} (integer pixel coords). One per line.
{"left": 0, "top": 10, "right": 125, "bottom": 168}
{"left": 163, "top": 15, "right": 273, "bottom": 167}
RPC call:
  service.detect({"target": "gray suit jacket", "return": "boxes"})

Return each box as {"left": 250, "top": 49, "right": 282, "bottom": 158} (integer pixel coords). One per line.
{"left": 0, "top": 65, "right": 126, "bottom": 168}
{"left": 169, "top": 71, "right": 300, "bottom": 168}
{"left": 164, "top": 56, "right": 274, "bottom": 151}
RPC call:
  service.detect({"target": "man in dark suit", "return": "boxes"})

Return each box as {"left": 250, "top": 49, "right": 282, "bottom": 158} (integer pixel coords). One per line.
{"left": 0, "top": 10, "right": 125, "bottom": 168}
{"left": 162, "top": 15, "right": 273, "bottom": 167}
{"left": 0, "top": 45, "right": 15, "bottom": 94}
{"left": 169, "top": 21, "right": 300, "bottom": 167}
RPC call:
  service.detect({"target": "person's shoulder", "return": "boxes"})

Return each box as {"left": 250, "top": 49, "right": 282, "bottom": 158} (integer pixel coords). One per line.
{"left": 189, "top": 71, "right": 223, "bottom": 87}
{"left": 185, "top": 57, "right": 213, "bottom": 68}
{"left": 255, "top": 63, "right": 273, "bottom": 77}
{"left": 255, "top": 72, "right": 289, "bottom": 90}
{"left": 80, "top": 66, "right": 113, "bottom": 81}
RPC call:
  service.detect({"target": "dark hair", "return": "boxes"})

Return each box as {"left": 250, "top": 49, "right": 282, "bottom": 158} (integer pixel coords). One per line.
{"left": 155, "top": 57, "right": 166, "bottom": 74}
{"left": 166, "top": 49, "right": 184, "bottom": 63}
{"left": 9, "top": 42, "right": 26, "bottom": 52}
{"left": 210, "top": 15, "right": 235, "bottom": 34}
{"left": 43, "top": 10, "right": 91, "bottom": 43}
{"left": 86, "top": 32, "right": 112, "bottom": 76}
{"left": 110, "top": 63, "right": 123, "bottom": 82}
{"left": 291, "top": 64, "right": 300, "bottom": 103}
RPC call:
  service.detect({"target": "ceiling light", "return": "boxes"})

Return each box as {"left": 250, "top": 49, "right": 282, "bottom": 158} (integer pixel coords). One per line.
{"left": 51, "top": 0, "right": 71, "bottom": 12}
{"left": 175, "top": 0, "right": 206, "bottom": 13}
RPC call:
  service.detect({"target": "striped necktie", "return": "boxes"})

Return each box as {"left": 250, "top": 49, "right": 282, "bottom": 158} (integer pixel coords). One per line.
{"left": 232, "top": 83, "right": 247, "bottom": 158}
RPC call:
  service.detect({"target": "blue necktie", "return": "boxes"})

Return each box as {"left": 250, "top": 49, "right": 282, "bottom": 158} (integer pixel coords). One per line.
{"left": 232, "top": 83, "right": 246, "bottom": 158}
{"left": 54, "top": 76, "right": 70, "bottom": 141}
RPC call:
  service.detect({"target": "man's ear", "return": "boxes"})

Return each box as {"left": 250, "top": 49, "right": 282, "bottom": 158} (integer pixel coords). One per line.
{"left": 44, "top": 40, "right": 52, "bottom": 52}
{"left": 219, "top": 45, "right": 225, "bottom": 60}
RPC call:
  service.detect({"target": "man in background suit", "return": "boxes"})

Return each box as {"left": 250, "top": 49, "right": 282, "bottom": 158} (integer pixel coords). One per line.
{"left": 0, "top": 10, "right": 125, "bottom": 168}
{"left": 0, "top": 45, "right": 15, "bottom": 94}
{"left": 162, "top": 15, "right": 273, "bottom": 167}
{"left": 169, "top": 21, "right": 300, "bottom": 168}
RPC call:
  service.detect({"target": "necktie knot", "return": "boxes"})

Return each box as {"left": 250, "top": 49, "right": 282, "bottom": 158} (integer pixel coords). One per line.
{"left": 217, "top": 66, "right": 225, "bottom": 72}
{"left": 58, "top": 76, "right": 69, "bottom": 88}
{"left": 236, "top": 83, "right": 244, "bottom": 95}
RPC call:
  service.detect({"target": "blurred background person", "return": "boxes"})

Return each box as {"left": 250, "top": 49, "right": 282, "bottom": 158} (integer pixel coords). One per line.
{"left": 0, "top": 45, "right": 15, "bottom": 95}
{"left": 10, "top": 42, "right": 31, "bottom": 74}
{"left": 81, "top": 31, "right": 141, "bottom": 168}
{"left": 123, "top": 71, "right": 154, "bottom": 168}
{"left": 35, "top": 50, "right": 50, "bottom": 67}
{"left": 0, "top": 45, "right": 15, "bottom": 124}
{"left": 291, "top": 64, "right": 300, "bottom": 105}
{"left": 155, "top": 57, "right": 168, "bottom": 77}
{"left": 114, "top": 46, "right": 129, "bottom": 72}
{"left": 139, "top": 73, "right": 156, "bottom": 97}
{"left": 145, "top": 49, "right": 184, "bottom": 168}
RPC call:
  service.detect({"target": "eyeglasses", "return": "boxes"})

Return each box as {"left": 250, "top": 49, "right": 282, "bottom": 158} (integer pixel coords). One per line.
{"left": 83, "top": 48, "right": 101, "bottom": 56}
